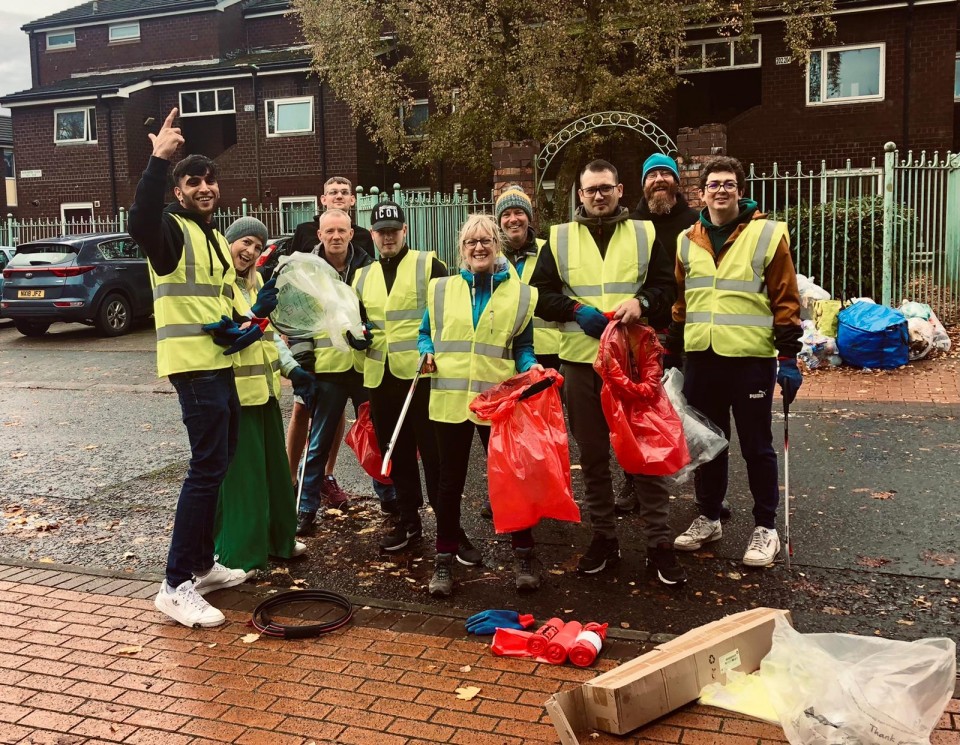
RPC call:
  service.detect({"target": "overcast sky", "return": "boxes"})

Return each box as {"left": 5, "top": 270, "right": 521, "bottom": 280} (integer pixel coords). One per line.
{"left": 0, "top": 0, "right": 81, "bottom": 115}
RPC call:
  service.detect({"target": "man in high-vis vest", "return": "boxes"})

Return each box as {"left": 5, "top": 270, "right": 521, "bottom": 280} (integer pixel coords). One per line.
{"left": 667, "top": 156, "right": 802, "bottom": 568}
{"left": 352, "top": 202, "right": 473, "bottom": 559}
{"left": 530, "top": 159, "right": 683, "bottom": 585}
{"left": 129, "top": 108, "right": 263, "bottom": 629}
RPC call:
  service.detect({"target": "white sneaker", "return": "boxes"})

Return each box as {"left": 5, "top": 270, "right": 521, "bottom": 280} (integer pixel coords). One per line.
{"left": 743, "top": 527, "right": 780, "bottom": 567}
{"left": 291, "top": 541, "right": 307, "bottom": 557}
{"left": 674, "top": 515, "right": 723, "bottom": 551}
{"left": 154, "top": 580, "right": 225, "bottom": 628}
{"left": 193, "top": 560, "right": 250, "bottom": 596}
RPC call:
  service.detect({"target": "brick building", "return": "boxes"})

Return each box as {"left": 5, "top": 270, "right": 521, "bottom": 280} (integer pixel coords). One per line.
{"left": 1, "top": 0, "right": 957, "bottom": 222}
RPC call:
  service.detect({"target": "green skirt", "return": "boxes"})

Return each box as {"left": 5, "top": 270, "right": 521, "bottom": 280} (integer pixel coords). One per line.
{"left": 215, "top": 399, "right": 298, "bottom": 571}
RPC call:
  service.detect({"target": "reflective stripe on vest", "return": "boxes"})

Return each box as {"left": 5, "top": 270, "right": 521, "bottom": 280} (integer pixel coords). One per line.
{"left": 550, "top": 219, "right": 653, "bottom": 363}
{"left": 679, "top": 219, "right": 786, "bottom": 358}
{"left": 427, "top": 275, "right": 535, "bottom": 424}
{"left": 230, "top": 274, "right": 282, "bottom": 406}
{"left": 150, "top": 215, "right": 236, "bottom": 377}
{"left": 353, "top": 250, "right": 434, "bottom": 386}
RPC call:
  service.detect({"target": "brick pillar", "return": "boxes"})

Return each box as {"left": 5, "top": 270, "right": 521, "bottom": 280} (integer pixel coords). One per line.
{"left": 491, "top": 139, "right": 539, "bottom": 201}
{"left": 677, "top": 124, "right": 727, "bottom": 208}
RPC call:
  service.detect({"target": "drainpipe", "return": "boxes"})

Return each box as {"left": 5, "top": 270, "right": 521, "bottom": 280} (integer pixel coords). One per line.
{"left": 318, "top": 82, "right": 328, "bottom": 183}
{"left": 249, "top": 65, "right": 262, "bottom": 203}
{"left": 901, "top": 0, "right": 914, "bottom": 151}
{"left": 102, "top": 96, "right": 118, "bottom": 216}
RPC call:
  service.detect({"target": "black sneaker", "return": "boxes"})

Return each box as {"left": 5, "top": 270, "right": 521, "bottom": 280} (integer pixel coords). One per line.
{"left": 577, "top": 534, "right": 621, "bottom": 575}
{"left": 379, "top": 520, "right": 422, "bottom": 552}
{"left": 295, "top": 511, "right": 316, "bottom": 537}
{"left": 381, "top": 499, "right": 401, "bottom": 517}
{"left": 696, "top": 499, "right": 733, "bottom": 521}
{"left": 429, "top": 553, "right": 454, "bottom": 597}
{"left": 456, "top": 531, "right": 483, "bottom": 566}
{"left": 614, "top": 475, "right": 638, "bottom": 513}
{"left": 479, "top": 499, "right": 493, "bottom": 520}
{"left": 646, "top": 542, "right": 688, "bottom": 586}
{"left": 514, "top": 548, "right": 542, "bottom": 592}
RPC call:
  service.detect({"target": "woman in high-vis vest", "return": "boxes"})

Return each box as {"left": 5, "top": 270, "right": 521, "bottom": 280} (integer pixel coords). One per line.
{"left": 213, "top": 218, "right": 318, "bottom": 572}
{"left": 418, "top": 214, "right": 543, "bottom": 597}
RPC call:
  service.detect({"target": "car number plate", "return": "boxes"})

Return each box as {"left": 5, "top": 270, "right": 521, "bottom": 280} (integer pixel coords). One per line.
{"left": 17, "top": 290, "right": 45, "bottom": 298}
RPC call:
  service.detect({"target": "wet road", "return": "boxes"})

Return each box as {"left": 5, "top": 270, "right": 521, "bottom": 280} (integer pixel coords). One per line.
{"left": 0, "top": 321, "right": 956, "bottom": 649}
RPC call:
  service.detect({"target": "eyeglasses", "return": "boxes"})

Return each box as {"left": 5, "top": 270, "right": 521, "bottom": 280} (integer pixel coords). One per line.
{"left": 325, "top": 188, "right": 351, "bottom": 197}
{"left": 464, "top": 238, "right": 495, "bottom": 249}
{"left": 645, "top": 169, "right": 675, "bottom": 182}
{"left": 579, "top": 184, "right": 617, "bottom": 197}
{"left": 705, "top": 180, "right": 739, "bottom": 193}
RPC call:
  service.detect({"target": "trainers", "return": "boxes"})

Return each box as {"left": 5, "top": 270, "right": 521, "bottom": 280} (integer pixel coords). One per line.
{"left": 321, "top": 475, "right": 351, "bottom": 507}
{"left": 696, "top": 499, "right": 733, "bottom": 521}
{"left": 381, "top": 498, "right": 401, "bottom": 517}
{"left": 296, "top": 511, "right": 316, "bottom": 537}
{"left": 743, "top": 527, "right": 780, "bottom": 567}
{"left": 456, "top": 531, "right": 483, "bottom": 566}
{"left": 577, "top": 534, "right": 621, "bottom": 575}
{"left": 674, "top": 515, "right": 722, "bottom": 552}
{"left": 379, "top": 520, "right": 422, "bottom": 552}
{"left": 290, "top": 541, "right": 307, "bottom": 558}
{"left": 193, "top": 560, "right": 251, "bottom": 596}
{"left": 646, "top": 542, "right": 688, "bottom": 586}
{"left": 154, "top": 580, "right": 225, "bottom": 628}
{"left": 479, "top": 499, "right": 493, "bottom": 520}
{"left": 615, "top": 475, "right": 638, "bottom": 513}
{"left": 429, "top": 553, "right": 454, "bottom": 597}
{"left": 514, "top": 548, "right": 542, "bottom": 591}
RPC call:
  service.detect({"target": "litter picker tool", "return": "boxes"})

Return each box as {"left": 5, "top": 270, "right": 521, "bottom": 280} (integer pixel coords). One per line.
{"left": 381, "top": 353, "right": 427, "bottom": 478}
{"left": 782, "top": 397, "right": 792, "bottom": 568}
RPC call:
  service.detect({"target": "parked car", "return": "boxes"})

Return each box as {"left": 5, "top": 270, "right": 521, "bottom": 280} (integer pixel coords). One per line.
{"left": 0, "top": 233, "right": 152, "bottom": 337}
{"left": 256, "top": 236, "right": 293, "bottom": 282}
{"left": 0, "top": 247, "right": 15, "bottom": 317}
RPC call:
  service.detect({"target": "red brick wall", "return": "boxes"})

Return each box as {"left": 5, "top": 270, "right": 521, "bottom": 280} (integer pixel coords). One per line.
{"left": 725, "top": 4, "right": 956, "bottom": 169}
{"left": 244, "top": 13, "right": 304, "bottom": 49}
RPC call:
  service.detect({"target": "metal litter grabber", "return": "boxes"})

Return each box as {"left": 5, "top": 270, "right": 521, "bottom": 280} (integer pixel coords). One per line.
{"left": 782, "top": 397, "right": 793, "bottom": 568}
{"left": 381, "top": 353, "right": 427, "bottom": 479}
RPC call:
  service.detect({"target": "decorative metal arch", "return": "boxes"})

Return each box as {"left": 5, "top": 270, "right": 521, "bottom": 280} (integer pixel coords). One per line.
{"left": 535, "top": 111, "right": 677, "bottom": 192}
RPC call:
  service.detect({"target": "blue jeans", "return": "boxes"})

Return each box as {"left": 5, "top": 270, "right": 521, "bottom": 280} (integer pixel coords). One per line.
{"left": 683, "top": 350, "right": 779, "bottom": 529}
{"left": 167, "top": 367, "right": 241, "bottom": 587}
{"left": 299, "top": 369, "right": 395, "bottom": 515}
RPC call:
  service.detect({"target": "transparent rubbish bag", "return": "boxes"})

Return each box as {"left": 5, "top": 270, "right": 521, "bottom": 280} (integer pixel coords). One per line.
{"left": 762, "top": 615, "right": 956, "bottom": 745}
{"left": 660, "top": 368, "right": 728, "bottom": 486}
{"left": 271, "top": 252, "right": 363, "bottom": 351}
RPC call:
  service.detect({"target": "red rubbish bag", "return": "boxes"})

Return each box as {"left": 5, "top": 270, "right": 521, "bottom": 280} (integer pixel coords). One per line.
{"left": 593, "top": 321, "right": 690, "bottom": 476}
{"left": 345, "top": 402, "right": 392, "bottom": 485}
{"left": 469, "top": 368, "right": 580, "bottom": 534}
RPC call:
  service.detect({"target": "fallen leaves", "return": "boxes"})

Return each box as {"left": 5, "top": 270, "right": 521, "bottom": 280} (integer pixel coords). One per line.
{"left": 821, "top": 606, "right": 850, "bottom": 616}
{"left": 920, "top": 550, "right": 957, "bottom": 567}
{"left": 116, "top": 645, "right": 143, "bottom": 655}
{"left": 454, "top": 686, "right": 480, "bottom": 700}
{"left": 870, "top": 491, "right": 896, "bottom": 500}
{"left": 856, "top": 556, "right": 892, "bottom": 568}
{"left": 241, "top": 633, "right": 261, "bottom": 644}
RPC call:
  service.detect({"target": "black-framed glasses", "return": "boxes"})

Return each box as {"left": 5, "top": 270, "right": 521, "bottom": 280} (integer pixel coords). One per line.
{"left": 579, "top": 184, "right": 617, "bottom": 197}
{"left": 705, "top": 180, "right": 739, "bottom": 193}
{"left": 644, "top": 168, "right": 675, "bottom": 182}
{"left": 464, "top": 238, "right": 495, "bottom": 249}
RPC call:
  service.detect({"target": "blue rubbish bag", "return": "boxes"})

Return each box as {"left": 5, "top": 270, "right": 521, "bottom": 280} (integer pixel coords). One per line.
{"left": 836, "top": 302, "right": 909, "bottom": 369}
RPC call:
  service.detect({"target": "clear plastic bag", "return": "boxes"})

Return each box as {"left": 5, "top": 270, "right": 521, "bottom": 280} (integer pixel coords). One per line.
{"left": 762, "top": 615, "right": 956, "bottom": 745}
{"left": 660, "top": 368, "right": 728, "bottom": 486}
{"left": 271, "top": 252, "right": 363, "bottom": 351}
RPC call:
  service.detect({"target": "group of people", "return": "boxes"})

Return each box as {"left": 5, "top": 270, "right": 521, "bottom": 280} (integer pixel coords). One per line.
{"left": 131, "top": 107, "right": 803, "bottom": 630}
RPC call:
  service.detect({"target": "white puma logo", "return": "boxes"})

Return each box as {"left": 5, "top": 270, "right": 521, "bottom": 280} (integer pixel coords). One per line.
{"left": 748, "top": 390, "right": 766, "bottom": 399}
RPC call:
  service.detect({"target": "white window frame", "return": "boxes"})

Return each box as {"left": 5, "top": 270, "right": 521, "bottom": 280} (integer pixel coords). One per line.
{"left": 60, "top": 202, "right": 94, "bottom": 228}
{"left": 265, "top": 96, "right": 314, "bottom": 137}
{"left": 54, "top": 106, "right": 97, "bottom": 144}
{"left": 806, "top": 42, "right": 885, "bottom": 106}
{"left": 46, "top": 30, "right": 76, "bottom": 51}
{"left": 954, "top": 53, "right": 960, "bottom": 102}
{"left": 178, "top": 87, "right": 236, "bottom": 118}
{"left": 678, "top": 35, "right": 761, "bottom": 73}
{"left": 109, "top": 22, "right": 140, "bottom": 43}
{"left": 400, "top": 98, "right": 429, "bottom": 139}
{"left": 278, "top": 196, "right": 318, "bottom": 235}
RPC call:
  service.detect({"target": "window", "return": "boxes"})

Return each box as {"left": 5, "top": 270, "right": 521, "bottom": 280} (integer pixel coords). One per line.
{"left": 109, "top": 22, "right": 140, "bottom": 42}
{"left": 46, "top": 30, "right": 75, "bottom": 50}
{"left": 266, "top": 97, "right": 313, "bottom": 136}
{"left": 807, "top": 43, "right": 884, "bottom": 105}
{"left": 179, "top": 88, "right": 235, "bottom": 117}
{"left": 400, "top": 99, "right": 429, "bottom": 137}
{"left": 55, "top": 107, "right": 97, "bottom": 144}
{"left": 279, "top": 197, "right": 317, "bottom": 235}
{"left": 679, "top": 36, "right": 761, "bottom": 73}
{"left": 2, "top": 150, "right": 13, "bottom": 179}
{"left": 98, "top": 238, "right": 141, "bottom": 261}
{"left": 60, "top": 202, "right": 94, "bottom": 232}
{"left": 954, "top": 54, "right": 960, "bottom": 101}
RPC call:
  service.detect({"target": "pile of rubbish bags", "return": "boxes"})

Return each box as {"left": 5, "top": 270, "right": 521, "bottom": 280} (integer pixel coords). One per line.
{"left": 796, "top": 274, "right": 951, "bottom": 370}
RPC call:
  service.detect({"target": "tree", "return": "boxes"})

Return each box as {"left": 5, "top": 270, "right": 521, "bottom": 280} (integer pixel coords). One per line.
{"left": 293, "top": 0, "right": 835, "bottom": 176}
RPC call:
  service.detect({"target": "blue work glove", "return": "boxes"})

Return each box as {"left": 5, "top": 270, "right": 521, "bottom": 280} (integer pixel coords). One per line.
{"left": 465, "top": 609, "right": 536, "bottom": 635}
{"left": 201, "top": 315, "right": 236, "bottom": 339}
{"left": 574, "top": 304, "right": 610, "bottom": 340}
{"left": 251, "top": 277, "right": 278, "bottom": 318}
{"left": 777, "top": 357, "right": 803, "bottom": 405}
{"left": 289, "top": 366, "right": 317, "bottom": 411}
{"left": 222, "top": 323, "right": 264, "bottom": 355}
{"left": 346, "top": 322, "right": 373, "bottom": 351}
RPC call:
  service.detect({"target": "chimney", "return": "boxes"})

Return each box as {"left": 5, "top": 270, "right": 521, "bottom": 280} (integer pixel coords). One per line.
{"left": 92, "top": 1, "right": 98, "bottom": 11}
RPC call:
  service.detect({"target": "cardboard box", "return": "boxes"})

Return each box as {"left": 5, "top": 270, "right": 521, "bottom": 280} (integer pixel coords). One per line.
{"left": 544, "top": 607, "right": 792, "bottom": 744}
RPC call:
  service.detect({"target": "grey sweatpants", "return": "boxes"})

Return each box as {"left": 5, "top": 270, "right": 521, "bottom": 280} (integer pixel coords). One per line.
{"left": 562, "top": 362, "right": 672, "bottom": 547}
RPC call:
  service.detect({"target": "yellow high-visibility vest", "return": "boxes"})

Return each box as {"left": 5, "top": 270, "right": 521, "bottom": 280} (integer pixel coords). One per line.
{"left": 507, "top": 238, "right": 560, "bottom": 357}
{"left": 549, "top": 219, "right": 654, "bottom": 363}
{"left": 150, "top": 215, "right": 236, "bottom": 377}
{"left": 353, "top": 250, "right": 435, "bottom": 387}
{"left": 230, "top": 274, "right": 282, "bottom": 406}
{"left": 427, "top": 274, "right": 536, "bottom": 424}
{"left": 679, "top": 219, "right": 787, "bottom": 358}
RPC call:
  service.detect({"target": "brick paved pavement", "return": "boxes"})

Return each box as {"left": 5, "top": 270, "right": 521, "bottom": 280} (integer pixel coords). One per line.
{"left": 0, "top": 564, "right": 957, "bottom": 744}
{"left": 801, "top": 353, "right": 960, "bottom": 405}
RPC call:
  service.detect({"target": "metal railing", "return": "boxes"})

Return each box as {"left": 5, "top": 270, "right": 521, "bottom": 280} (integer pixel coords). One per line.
{"left": 1, "top": 211, "right": 127, "bottom": 246}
